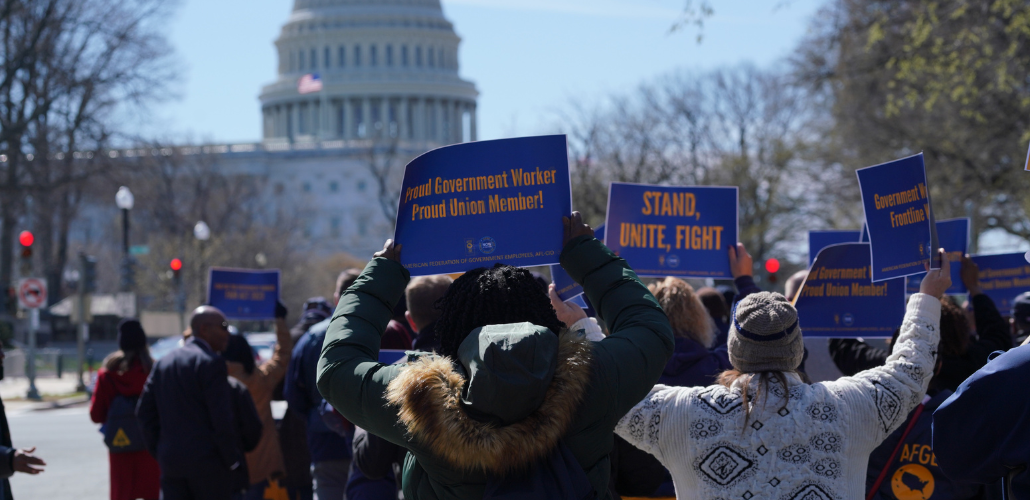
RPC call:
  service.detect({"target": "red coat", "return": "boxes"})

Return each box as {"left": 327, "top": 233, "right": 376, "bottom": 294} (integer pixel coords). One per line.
{"left": 90, "top": 360, "right": 161, "bottom": 500}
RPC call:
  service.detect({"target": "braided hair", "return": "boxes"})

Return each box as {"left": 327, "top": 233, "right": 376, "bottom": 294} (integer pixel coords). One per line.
{"left": 435, "top": 263, "right": 565, "bottom": 358}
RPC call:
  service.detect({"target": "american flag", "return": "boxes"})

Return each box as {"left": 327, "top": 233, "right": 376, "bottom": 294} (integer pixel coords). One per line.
{"left": 298, "top": 73, "right": 323, "bottom": 94}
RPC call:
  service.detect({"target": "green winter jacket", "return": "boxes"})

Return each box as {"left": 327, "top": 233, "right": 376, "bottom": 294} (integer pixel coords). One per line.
{"left": 317, "top": 235, "right": 673, "bottom": 500}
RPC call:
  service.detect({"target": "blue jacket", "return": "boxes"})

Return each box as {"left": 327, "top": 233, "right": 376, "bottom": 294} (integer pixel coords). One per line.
{"left": 867, "top": 390, "right": 982, "bottom": 500}
{"left": 933, "top": 345, "right": 1030, "bottom": 498}
{"left": 136, "top": 337, "right": 241, "bottom": 478}
{"left": 657, "top": 337, "right": 732, "bottom": 387}
{"left": 284, "top": 319, "right": 351, "bottom": 463}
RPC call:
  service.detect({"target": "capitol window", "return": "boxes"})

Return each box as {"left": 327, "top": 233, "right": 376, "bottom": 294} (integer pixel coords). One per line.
{"left": 330, "top": 181, "right": 339, "bottom": 192}
{"left": 299, "top": 50, "right": 306, "bottom": 70}
{"left": 338, "top": 45, "right": 345, "bottom": 67}
{"left": 428, "top": 47, "right": 435, "bottom": 67}
{"left": 324, "top": 46, "right": 330, "bottom": 68}
{"left": 402, "top": 45, "right": 408, "bottom": 66}
{"left": 370, "top": 45, "right": 377, "bottom": 66}
{"left": 354, "top": 45, "right": 361, "bottom": 66}
{"left": 302, "top": 182, "right": 312, "bottom": 193}
{"left": 386, "top": 45, "right": 393, "bottom": 66}
{"left": 416, "top": 46, "right": 422, "bottom": 66}
{"left": 357, "top": 180, "right": 367, "bottom": 192}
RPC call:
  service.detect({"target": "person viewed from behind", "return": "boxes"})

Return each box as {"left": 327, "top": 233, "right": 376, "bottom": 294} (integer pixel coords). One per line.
{"left": 828, "top": 255, "right": 1011, "bottom": 389}
{"left": 611, "top": 277, "right": 734, "bottom": 498}
{"left": 1012, "top": 291, "right": 1030, "bottom": 345}
{"left": 860, "top": 295, "right": 986, "bottom": 499}
{"left": 932, "top": 342, "right": 1030, "bottom": 497}
{"left": 222, "top": 302, "right": 293, "bottom": 498}
{"left": 696, "top": 287, "right": 730, "bottom": 347}
{"left": 278, "top": 298, "right": 330, "bottom": 500}
{"left": 650, "top": 277, "right": 729, "bottom": 387}
{"left": 0, "top": 348, "right": 46, "bottom": 500}
{"left": 615, "top": 250, "right": 951, "bottom": 499}
{"left": 784, "top": 269, "right": 810, "bottom": 302}
{"left": 90, "top": 319, "right": 160, "bottom": 500}
{"left": 317, "top": 212, "right": 674, "bottom": 499}
{"left": 285, "top": 270, "right": 362, "bottom": 500}
{"left": 137, "top": 306, "right": 244, "bottom": 500}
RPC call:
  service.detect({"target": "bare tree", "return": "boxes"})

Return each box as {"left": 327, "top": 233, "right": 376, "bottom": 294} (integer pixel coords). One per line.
{"left": 561, "top": 65, "right": 819, "bottom": 265}
{"left": 0, "top": 0, "right": 176, "bottom": 311}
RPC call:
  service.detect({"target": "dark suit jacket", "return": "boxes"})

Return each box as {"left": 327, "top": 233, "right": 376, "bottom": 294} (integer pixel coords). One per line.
{"left": 137, "top": 337, "right": 241, "bottom": 478}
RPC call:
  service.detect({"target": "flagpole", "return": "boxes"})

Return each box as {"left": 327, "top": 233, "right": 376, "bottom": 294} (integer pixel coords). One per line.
{"left": 318, "top": 28, "right": 329, "bottom": 142}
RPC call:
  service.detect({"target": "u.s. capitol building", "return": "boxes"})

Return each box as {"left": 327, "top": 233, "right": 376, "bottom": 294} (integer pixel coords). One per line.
{"left": 182, "top": 0, "right": 478, "bottom": 257}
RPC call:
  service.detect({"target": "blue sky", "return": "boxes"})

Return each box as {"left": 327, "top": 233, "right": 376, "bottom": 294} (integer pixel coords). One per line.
{"left": 148, "top": 0, "right": 824, "bottom": 143}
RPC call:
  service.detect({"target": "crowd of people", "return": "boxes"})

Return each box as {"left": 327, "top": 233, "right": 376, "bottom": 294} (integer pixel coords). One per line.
{"left": 0, "top": 212, "right": 1023, "bottom": 500}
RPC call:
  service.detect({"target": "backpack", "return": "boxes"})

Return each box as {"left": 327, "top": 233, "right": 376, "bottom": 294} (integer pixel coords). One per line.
{"left": 103, "top": 394, "right": 146, "bottom": 453}
{"left": 483, "top": 441, "right": 597, "bottom": 500}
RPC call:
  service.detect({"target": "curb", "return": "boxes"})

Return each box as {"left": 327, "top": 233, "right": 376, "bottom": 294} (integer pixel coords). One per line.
{"left": 28, "top": 394, "right": 90, "bottom": 412}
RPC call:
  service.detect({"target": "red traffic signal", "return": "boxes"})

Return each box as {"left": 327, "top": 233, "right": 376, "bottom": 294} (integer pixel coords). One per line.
{"left": 169, "top": 258, "right": 183, "bottom": 271}
{"left": 764, "top": 258, "right": 781, "bottom": 274}
{"left": 18, "top": 230, "right": 33, "bottom": 247}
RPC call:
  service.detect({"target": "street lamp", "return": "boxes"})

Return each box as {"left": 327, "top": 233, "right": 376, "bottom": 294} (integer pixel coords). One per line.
{"left": 115, "top": 187, "right": 134, "bottom": 292}
{"left": 194, "top": 221, "right": 210, "bottom": 304}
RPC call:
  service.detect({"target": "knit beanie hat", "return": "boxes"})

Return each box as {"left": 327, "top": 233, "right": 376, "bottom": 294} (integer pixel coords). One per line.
{"left": 727, "top": 292, "right": 804, "bottom": 372}
{"left": 117, "top": 319, "right": 147, "bottom": 352}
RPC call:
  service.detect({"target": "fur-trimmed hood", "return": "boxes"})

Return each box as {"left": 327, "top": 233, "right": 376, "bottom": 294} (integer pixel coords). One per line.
{"left": 385, "top": 323, "right": 593, "bottom": 476}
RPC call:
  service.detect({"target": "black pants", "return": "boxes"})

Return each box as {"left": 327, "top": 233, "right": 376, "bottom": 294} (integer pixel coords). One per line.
{"left": 160, "top": 472, "right": 234, "bottom": 500}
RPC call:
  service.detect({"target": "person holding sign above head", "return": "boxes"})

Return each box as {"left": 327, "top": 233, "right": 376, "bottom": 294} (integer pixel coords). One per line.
{"left": 615, "top": 249, "right": 951, "bottom": 500}
{"left": 316, "top": 212, "right": 674, "bottom": 500}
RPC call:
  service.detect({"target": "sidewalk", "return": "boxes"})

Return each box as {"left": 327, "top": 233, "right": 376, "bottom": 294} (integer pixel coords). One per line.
{"left": 0, "top": 376, "right": 90, "bottom": 412}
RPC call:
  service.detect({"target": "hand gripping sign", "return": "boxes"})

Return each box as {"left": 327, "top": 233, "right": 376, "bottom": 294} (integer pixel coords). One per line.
{"left": 394, "top": 135, "right": 572, "bottom": 276}
{"left": 794, "top": 243, "right": 905, "bottom": 338}
{"left": 605, "top": 182, "right": 738, "bottom": 278}
{"left": 905, "top": 218, "right": 970, "bottom": 295}
{"left": 856, "top": 153, "right": 939, "bottom": 282}
{"left": 550, "top": 225, "right": 605, "bottom": 302}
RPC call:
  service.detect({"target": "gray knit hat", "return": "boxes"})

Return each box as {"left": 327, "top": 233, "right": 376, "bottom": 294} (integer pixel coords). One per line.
{"left": 727, "top": 291, "right": 804, "bottom": 372}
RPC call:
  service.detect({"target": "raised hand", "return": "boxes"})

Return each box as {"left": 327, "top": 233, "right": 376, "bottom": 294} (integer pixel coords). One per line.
{"left": 919, "top": 249, "right": 952, "bottom": 299}
{"left": 373, "top": 239, "right": 402, "bottom": 263}
{"left": 728, "top": 243, "right": 754, "bottom": 279}
{"left": 548, "top": 284, "right": 587, "bottom": 327}
{"left": 562, "top": 212, "right": 594, "bottom": 247}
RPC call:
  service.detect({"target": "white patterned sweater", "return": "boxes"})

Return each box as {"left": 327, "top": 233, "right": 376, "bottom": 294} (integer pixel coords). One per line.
{"left": 615, "top": 293, "right": 941, "bottom": 500}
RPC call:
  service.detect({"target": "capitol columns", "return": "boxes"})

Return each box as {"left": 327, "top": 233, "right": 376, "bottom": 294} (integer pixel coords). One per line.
{"left": 399, "top": 97, "right": 409, "bottom": 140}
{"left": 470, "top": 102, "right": 477, "bottom": 141}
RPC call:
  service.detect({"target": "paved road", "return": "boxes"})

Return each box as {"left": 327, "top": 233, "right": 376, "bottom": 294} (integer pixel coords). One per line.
{"left": 7, "top": 404, "right": 108, "bottom": 500}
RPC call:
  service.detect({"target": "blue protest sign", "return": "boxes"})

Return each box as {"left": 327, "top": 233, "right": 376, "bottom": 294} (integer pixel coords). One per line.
{"left": 604, "top": 183, "right": 738, "bottom": 278}
{"left": 379, "top": 350, "right": 407, "bottom": 364}
{"left": 794, "top": 243, "right": 905, "bottom": 338}
{"left": 905, "top": 218, "right": 969, "bottom": 295}
{"left": 808, "top": 230, "right": 861, "bottom": 266}
{"left": 551, "top": 225, "right": 604, "bottom": 301}
{"left": 969, "top": 253, "right": 1030, "bottom": 314}
{"left": 393, "top": 135, "right": 572, "bottom": 276}
{"left": 208, "top": 268, "right": 281, "bottom": 320}
{"left": 856, "top": 153, "right": 936, "bottom": 282}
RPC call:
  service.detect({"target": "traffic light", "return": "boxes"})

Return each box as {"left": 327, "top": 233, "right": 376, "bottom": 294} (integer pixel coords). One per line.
{"left": 170, "top": 258, "right": 182, "bottom": 273}
{"left": 18, "top": 230, "right": 33, "bottom": 274}
{"left": 80, "top": 254, "right": 97, "bottom": 293}
{"left": 765, "top": 258, "right": 780, "bottom": 284}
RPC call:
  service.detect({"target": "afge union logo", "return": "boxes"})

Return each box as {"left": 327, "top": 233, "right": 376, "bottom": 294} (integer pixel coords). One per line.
{"left": 465, "top": 238, "right": 476, "bottom": 256}
{"left": 479, "top": 236, "right": 497, "bottom": 255}
{"left": 890, "top": 463, "right": 934, "bottom": 500}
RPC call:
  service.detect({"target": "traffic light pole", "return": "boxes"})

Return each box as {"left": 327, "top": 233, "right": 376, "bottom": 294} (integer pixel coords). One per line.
{"left": 26, "top": 307, "right": 40, "bottom": 400}
{"left": 76, "top": 253, "right": 92, "bottom": 393}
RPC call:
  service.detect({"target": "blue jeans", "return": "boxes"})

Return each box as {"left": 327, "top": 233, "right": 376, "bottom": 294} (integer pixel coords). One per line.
{"left": 313, "top": 460, "right": 351, "bottom": 500}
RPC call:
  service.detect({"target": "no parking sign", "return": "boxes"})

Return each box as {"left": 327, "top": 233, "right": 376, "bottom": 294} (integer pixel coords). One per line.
{"left": 18, "top": 278, "right": 47, "bottom": 309}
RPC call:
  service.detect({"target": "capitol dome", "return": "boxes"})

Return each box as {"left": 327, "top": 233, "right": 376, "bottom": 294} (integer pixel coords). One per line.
{"left": 259, "top": 0, "right": 478, "bottom": 145}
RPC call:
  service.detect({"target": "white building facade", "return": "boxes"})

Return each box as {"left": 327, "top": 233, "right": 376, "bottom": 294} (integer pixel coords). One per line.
{"left": 259, "top": 0, "right": 478, "bottom": 146}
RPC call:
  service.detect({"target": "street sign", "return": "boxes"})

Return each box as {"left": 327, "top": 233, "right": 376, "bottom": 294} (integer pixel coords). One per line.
{"left": 17, "top": 278, "right": 47, "bottom": 309}
{"left": 129, "top": 245, "right": 150, "bottom": 256}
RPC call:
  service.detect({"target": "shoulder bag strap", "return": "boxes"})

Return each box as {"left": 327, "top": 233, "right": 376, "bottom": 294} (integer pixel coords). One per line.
{"left": 866, "top": 399, "right": 928, "bottom": 500}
